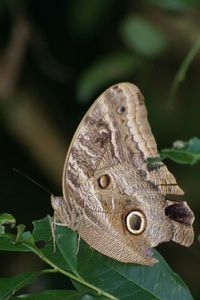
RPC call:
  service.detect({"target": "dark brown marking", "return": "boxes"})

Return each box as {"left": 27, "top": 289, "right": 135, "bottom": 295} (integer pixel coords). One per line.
{"left": 136, "top": 92, "right": 144, "bottom": 105}
{"left": 67, "top": 168, "right": 80, "bottom": 188}
{"left": 165, "top": 202, "right": 194, "bottom": 225}
{"left": 95, "top": 130, "right": 110, "bottom": 148}
{"left": 112, "top": 85, "right": 123, "bottom": 95}
{"left": 118, "top": 106, "right": 126, "bottom": 114}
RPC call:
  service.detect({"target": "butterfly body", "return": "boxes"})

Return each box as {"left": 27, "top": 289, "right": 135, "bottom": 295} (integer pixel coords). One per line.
{"left": 51, "top": 83, "right": 194, "bottom": 265}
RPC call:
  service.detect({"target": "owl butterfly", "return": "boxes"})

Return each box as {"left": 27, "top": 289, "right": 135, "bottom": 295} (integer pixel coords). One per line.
{"left": 51, "top": 83, "right": 194, "bottom": 266}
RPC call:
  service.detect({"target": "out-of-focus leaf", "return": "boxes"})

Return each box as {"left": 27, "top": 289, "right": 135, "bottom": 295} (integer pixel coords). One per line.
{"left": 76, "top": 52, "right": 141, "bottom": 103}
{"left": 0, "top": 0, "right": 17, "bottom": 14}
{"left": 161, "top": 137, "right": 200, "bottom": 165}
{"left": 11, "top": 290, "right": 92, "bottom": 300}
{"left": 119, "top": 15, "right": 168, "bottom": 57}
{"left": 0, "top": 272, "right": 39, "bottom": 300}
{"left": 145, "top": 0, "right": 200, "bottom": 11}
{"left": 66, "top": 0, "right": 115, "bottom": 38}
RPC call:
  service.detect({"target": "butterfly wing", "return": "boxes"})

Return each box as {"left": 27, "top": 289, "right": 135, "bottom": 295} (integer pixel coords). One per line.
{"left": 59, "top": 83, "right": 194, "bottom": 265}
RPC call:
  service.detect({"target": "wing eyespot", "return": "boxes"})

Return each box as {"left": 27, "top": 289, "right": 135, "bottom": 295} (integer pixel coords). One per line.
{"left": 118, "top": 106, "right": 126, "bottom": 114}
{"left": 97, "top": 174, "right": 111, "bottom": 189}
{"left": 126, "top": 210, "right": 146, "bottom": 235}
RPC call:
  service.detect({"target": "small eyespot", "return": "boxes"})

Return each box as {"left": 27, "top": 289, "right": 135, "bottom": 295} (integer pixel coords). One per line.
{"left": 118, "top": 106, "right": 126, "bottom": 114}
{"left": 126, "top": 210, "right": 146, "bottom": 235}
{"left": 97, "top": 174, "right": 111, "bottom": 189}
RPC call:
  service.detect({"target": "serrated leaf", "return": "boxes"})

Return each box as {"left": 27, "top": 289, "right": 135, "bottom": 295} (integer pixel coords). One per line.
{"left": 76, "top": 52, "right": 141, "bottom": 103}
{"left": 160, "top": 137, "right": 200, "bottom": 165}
{"left": 0, "top": 272, "right": 39, "bottom": 300}
{"left": 119, "top": 15, "right": 168, "bottom": 57}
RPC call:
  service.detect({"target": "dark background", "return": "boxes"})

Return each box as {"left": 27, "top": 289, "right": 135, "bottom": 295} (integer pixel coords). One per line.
{"left": 0, "top": 0, "right": 200, "bottom": 298}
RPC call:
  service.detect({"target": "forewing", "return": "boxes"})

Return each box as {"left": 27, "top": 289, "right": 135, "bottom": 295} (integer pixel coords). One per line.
{"left": 63, "top": 82, "right": 182, "bottom": 208}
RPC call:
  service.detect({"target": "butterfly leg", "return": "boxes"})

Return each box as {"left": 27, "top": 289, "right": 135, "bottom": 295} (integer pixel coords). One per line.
{"left": 51, "top": 195, "right": 83, "bottom": 253}
{"left": 51, "top": 195, "right": 82, "bottom": 230}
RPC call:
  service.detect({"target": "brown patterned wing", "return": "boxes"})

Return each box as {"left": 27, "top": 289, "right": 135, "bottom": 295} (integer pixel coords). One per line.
{"left": 63, "top": 83, "right": 183, "bottom": 204}
{"left": 58, "top": 82, "right": 194, "bottom": 265}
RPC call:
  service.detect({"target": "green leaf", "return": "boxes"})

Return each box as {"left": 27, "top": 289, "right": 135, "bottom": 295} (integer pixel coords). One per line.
{"left": 0, "top": 272, "right": 39, "bottom": 300}
{"left": 16, "top": 224, "right": 26, "bottom": 239}
{"left": 76, "top": 52, "right": 141, "bottom": 102}
{"left": 11, "top": 290, "right": 94, "bottom": 300}
{"left": 0, "top": 220, "right": 37, "bottom": 252}
{"left": 0, "top": 213, "right": 16, "bottom": 227}
{"left": 67, "top": 0, "right": 115, "bottom": 39}
{"left": 119, "top": 15, "right": 168, "bottom": 57}
{"left": 0, "top": 215, "right": 193, "bottom": 299}
{"left": 0, "top": 233, "right": 30, "bottom": 252}
{"left": 20, "top": 231, "right": 35, "bottom": 246}
{"left": 76, "top": 242, "right": 193, "bottom": 300}
{"left": 32, "top": 216, "right": 77, "bottom": 273}
{"left": 55, "top": 225, "right": 78, "bottom": 273}
{"left": 160, "top": 137, "right": 200, "bottom": 165}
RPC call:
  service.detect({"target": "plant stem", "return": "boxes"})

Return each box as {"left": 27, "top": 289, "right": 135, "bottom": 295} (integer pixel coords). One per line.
{"left": 168, "top": 35, "right": 200, "bottom": 109}
{"left": 23, "top": 242, "right": 118, "bottom": 300}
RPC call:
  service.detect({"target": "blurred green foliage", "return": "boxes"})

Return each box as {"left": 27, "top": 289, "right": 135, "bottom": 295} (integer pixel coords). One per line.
{"left": 161, "top": 137, "right": 200, "bottom": 165}
{"left": 77, "top": 52, "right": 141, "bottom": 102}
{"left": 119, "top": 15, "right": 168, "bottom": 57}
{"left": 0, "top": 0, "right": 199, "bottom": 298}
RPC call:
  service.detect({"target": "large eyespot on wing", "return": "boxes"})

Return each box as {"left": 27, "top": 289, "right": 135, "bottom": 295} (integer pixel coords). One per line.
{"left": 126, "top": 210, "right": 146, "bottom": 235}
{"left": 78, "top": 209, "right": 158, "bottom": 265}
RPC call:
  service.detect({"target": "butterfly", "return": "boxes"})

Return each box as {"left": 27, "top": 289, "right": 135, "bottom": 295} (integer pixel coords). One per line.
{"left": 51, "top": 83, "right": 194, "bottom": 265}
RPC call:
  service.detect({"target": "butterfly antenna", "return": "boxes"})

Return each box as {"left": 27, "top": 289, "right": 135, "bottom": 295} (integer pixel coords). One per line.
{"left": 13, "top": 168, "right": 52, "bottom": 195}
